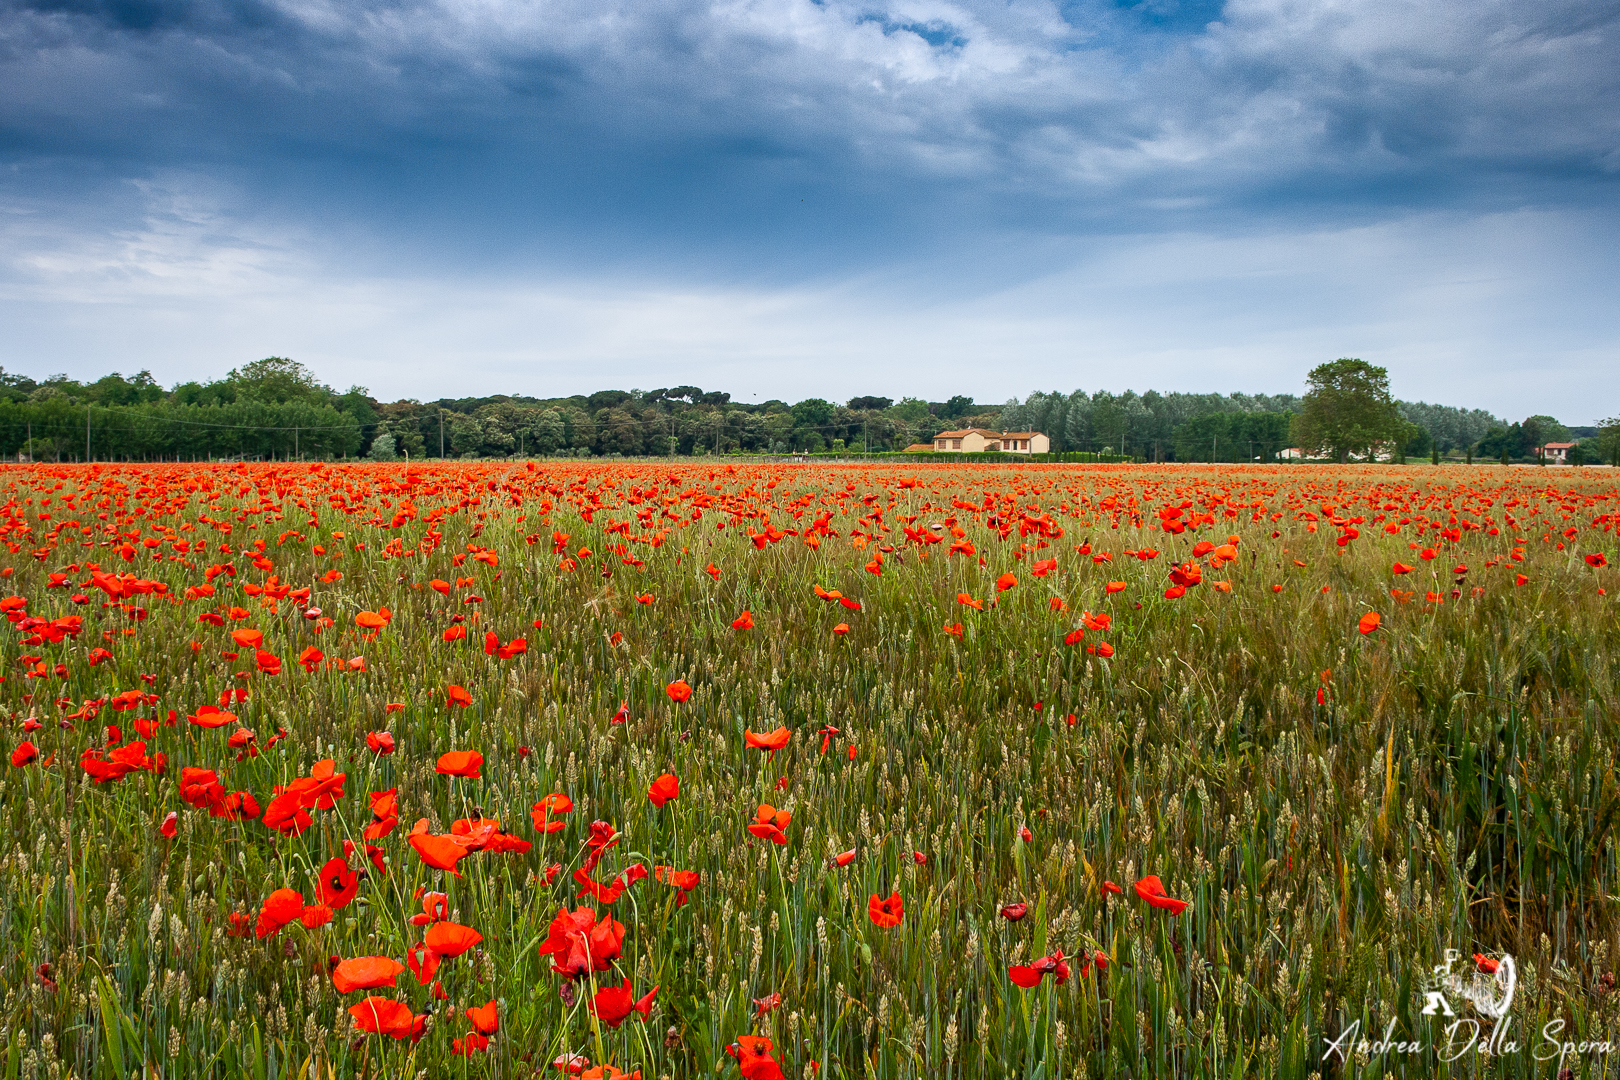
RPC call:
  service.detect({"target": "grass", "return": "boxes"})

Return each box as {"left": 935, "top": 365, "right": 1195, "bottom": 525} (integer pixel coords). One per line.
{"left": 0, "top": 460, "right": 1617, "bottom": 1079}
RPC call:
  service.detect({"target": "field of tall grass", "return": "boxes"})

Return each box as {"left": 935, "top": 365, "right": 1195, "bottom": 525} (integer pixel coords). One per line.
{"left": 0, "top": 461, "right": 1616, "bottom": 1079}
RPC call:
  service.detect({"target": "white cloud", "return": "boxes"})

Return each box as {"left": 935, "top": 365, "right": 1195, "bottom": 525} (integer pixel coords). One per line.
{"left": 2, "top": 177, "right": 1613, "bottom": 420}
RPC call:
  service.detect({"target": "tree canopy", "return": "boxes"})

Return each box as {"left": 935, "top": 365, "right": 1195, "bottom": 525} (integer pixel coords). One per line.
{"left": 1290, "top": 358, "right": 1409, "bottom": 463}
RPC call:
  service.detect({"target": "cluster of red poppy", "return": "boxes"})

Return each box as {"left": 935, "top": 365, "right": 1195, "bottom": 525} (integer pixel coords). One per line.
{"left": 0, "top": 461, "right": 1613, "bottom": 1075}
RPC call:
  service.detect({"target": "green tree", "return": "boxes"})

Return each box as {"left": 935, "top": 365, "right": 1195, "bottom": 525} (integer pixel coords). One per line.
{"left": 224, "top": 357, "right": 331, "bottom": 404}
{"left": 1598, "top": 417, "right": 1620, "bottom": 467}
{"left": 368, "top": 433, "right": 398, "bottom": 461}
{"left": 1290, "top": 359, "right": 1409, "bottom": 463}
{"left": 887, "top": 397, "right": 931, "bottom": 423}
{"left": 791, "top": 398, "right": 835, "bottom": 428}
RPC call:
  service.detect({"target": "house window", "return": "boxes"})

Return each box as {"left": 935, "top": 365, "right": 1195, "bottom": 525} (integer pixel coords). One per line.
{"left": 952, "top": 439, "right": 962, "bottom": 449}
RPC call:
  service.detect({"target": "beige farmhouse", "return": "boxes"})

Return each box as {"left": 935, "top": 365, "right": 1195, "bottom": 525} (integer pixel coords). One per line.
{"left": 931, "top": 428, "right": 1051, "bottom": 454}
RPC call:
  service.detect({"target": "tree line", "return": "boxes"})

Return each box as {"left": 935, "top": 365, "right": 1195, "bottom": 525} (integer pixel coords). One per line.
{"left": 0, "top": 358, "right": 1609, "bottom": 464}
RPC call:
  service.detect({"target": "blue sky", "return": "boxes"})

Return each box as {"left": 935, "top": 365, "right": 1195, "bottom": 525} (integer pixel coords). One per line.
{"left": 1, "top": 0, "right": 1616, "bottom": 420}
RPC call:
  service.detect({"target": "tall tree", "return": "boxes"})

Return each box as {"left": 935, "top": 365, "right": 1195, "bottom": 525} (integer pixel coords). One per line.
{"left": 1290, "top": 359, "right": 1409, "bottom": 463}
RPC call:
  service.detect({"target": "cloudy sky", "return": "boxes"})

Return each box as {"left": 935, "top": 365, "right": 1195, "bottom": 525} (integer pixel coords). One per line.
{"left": 2, "top": 0, "right": 1617, "bottom": 420}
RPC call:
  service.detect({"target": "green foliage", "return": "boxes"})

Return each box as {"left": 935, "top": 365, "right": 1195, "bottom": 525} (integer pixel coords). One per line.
{"left": 1171, "top": 411, "right": 1291, "bottom": 463}
{"left": 887, "top": 397, "right": 932, "bottom": 423}
{"left": 790, "top": 398, "right": 836, "bottom": 428}
{"left": 1600, "top": 417, "right": 1620, "bottom": 467}
{"left": 1290, "top": 358, "right": 1409, "bottom": 463}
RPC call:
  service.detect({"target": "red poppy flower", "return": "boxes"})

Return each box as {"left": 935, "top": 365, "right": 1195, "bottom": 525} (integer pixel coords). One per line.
{"left": 159, "top": 811, "right": 178, "bottom": 837}
{"left": 1000, "top": 902, "right": 1028, "bottom": 922}
{"left": 1009, "top": 949, "right": 1072, "bottom": 987}
{"left": 230, "top": 628, "right": 263, "bottom": 649}
{"left": 1133, "top": 874, "right": 1190, "bottom": 914}
{"left": 354, "top": 609, "right": 392, "bottom": 630}
{"left": 188, "top": 705, "right": 236, "bottom": 729}
{"left": 332, "top": 956, "right": 405, "bottom": 994}
{"left": 452, "top": 1033, "right": 490, "bottom": 1057}
{"left": 408, "top": 825, "right": 476, "bottom": 876}
{"left": 366, "top": 731, "right": 396, "bottom": 755}
{"left": 744, "top": 727, "right": 791, "bottom": 757}
{"left": 731, "top": 611, "right": 754, "bottom": 630}
{"left": 317, "top": 856, "right": 362, "bottom": 909}
{"left": 653, "top": 865, "right": 699, "bottom": 906}
{"left": 299, "top": 904, "right": 333, "bottom": 929}
{"left": 446, "top": 684, "right": 473, "bottom": 708}
{"left": 348, "top": 997, "right": 422, "bottom": 1041}
{"left": 1586, "top": 553, "right": 1608, "bottom": 568}
{"left": 868, "top": 891, "right": 903, "bottom": 928}
{"left": 10, "top": 741, "right": 38, "bottom": 768}
{"left": 254, "top": 888, "right": 306, "bottom": 939}
{"left": 648, "top": 773, "right": 680, "bottom": 807}
{"left": 406, "top": 941, "right": 441, "bottom": 985}
{"left": 727, "top": 1035, "right": 786, "bottom": 1080}
{"left": 665, "top": 680, "right": 692, "bottom": 703}
{"left": 424, "top": 921, "right": 483, "bottom": 957}
{"left": 589, "top": 979, "right": 659, "bottom": 1028}
{"left": 467, "top": 1000, "right": 499, "bottom": 1035}
{"left": 832, "top": 849, "right": 856, "bottom": 868}
{"left": 436, "top": 750, "right": 483, "bottom": 778}
{"left": 531, "top": 792, "right": 573, "bottom": 833}
{"left": 996, "top": 572, "right": 1017, "bottom": 592}
{"left": 747, "top": 804, "right": 791, "bottom": 844}
{"left": 536, "top": 906, "right": 626, "bottom": 979}
{"left": 1358, "top": 612, "right": 1382, "bottom": 634}
{"left": 364, "top": 789, "right": 399, "bottom": 840}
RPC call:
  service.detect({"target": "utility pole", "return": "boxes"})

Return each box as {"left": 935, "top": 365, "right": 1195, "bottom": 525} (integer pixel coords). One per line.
{"left": 1212, "top": 434, "right": 1217, "bottom": 463}
{"left": 86, "top": 406, "right": 91, "bottom": 463}
{"left": 440, "top": 410, "right": 446, "bottom": 458}
{"left": 295, "top": 427, "right": 299, "bottom": 460}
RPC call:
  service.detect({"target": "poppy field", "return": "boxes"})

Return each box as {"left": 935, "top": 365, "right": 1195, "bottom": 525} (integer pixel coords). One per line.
{"left": 1, "top": 460, "right": 1617, "bottom": 1079}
